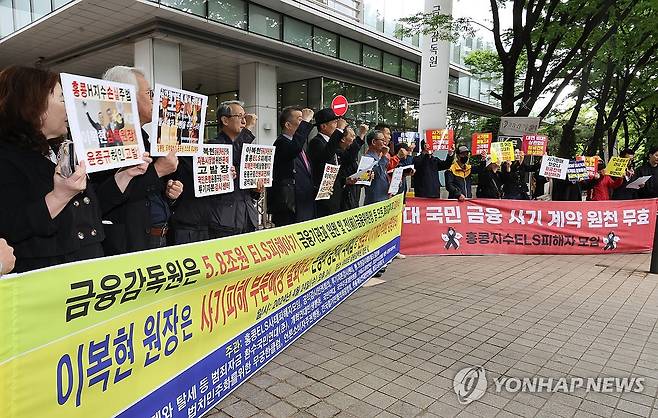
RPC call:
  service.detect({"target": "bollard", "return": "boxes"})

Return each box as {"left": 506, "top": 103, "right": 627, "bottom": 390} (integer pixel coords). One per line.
{"left": 651, "top": 216, "right": 658, "bottom": 273}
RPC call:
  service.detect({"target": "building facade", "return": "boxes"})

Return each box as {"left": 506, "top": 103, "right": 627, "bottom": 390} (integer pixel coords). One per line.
{"left": 0, "top": 0, "right": 500, "bottom": 144}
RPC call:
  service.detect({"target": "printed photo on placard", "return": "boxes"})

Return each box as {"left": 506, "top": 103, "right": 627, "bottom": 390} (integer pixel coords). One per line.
{"left": 151, "top": 84, "right": 207, "bottom": 156}
{"left": 61, "top": 73, "right": 145, "bottom": 173}
{"left": 193, "top": 144, "right": 234, "bottom": 197}
{"left": 316, "top": 164, "right": 340, "bottom": 200}
{"left": 240, "top": 144, "right": 276, "bottom": 189}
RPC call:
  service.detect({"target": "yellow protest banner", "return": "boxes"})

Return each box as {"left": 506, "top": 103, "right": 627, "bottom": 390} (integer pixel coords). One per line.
{"left": 606, "top": 157, "right": 630, "bottom": 177}
{"left": 0, "top": 196, "right": 403, "bottom": 418}
{"left": 490, "top": 141, "right": 515, "bottom": 164}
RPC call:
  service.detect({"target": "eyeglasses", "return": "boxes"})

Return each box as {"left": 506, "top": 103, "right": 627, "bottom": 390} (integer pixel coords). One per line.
{"left": 228, "top": 114, "right": 246, "bottom": 120}
{"left": 146, "top": 89, "right": 154, "bottom": 99}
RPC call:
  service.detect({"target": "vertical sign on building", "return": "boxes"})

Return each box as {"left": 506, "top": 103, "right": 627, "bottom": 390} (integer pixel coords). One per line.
{"left": 419, "top": 0, "right": 453, "bottom": 137}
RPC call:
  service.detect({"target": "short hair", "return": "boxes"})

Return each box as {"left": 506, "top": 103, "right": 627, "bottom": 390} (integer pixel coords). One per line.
{"left": 620, "top": 148, "right": 634, "bottom": 157}
{"left": 366, "top": 130, "right": 384, "bottom": 146}
{"left": 374, "top": 123, "right": 391, "bottom": 132}
{"left": 394, "top": 143, "right": 409, "bottom": 154}
{"left": 218, "top": 100, "right": 245, "bottom": 126}
{"left": 648, "top": 145, "right": 658, "bottom": 156}
{"left": 102, "top": 66, "right": 146, "bottom": 88}
{"left": 279, "top": 106, "right": 301, "bottom": 130}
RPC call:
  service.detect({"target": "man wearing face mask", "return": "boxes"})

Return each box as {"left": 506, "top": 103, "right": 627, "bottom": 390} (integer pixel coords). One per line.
{"left": 476, "top": 154, "right": 503, "bottom": 199}
{"left": 445, "top": 146, "right": 481, "bottom": 201}
{"left": 500, "top": 150, "right": 542, "bottom": 200}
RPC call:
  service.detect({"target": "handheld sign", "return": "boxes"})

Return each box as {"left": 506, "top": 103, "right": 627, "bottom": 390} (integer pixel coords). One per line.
{"left": 193, "top": 144, "right": 233, "bottom": 197}
{"left": 316, "top": 164, "right": 340, "bottom": 200}
{"left": 490, "top": 141, "right": 515, "bottom": 164}
{"left": 522, "top": 135, "right": 548, "bottom": 156}
{"left": 331, "top": 95, "right": 349, "bottom": 117}
{"left": 539, "top": 156, "right": 569, "bottom": 180}
{"left": 471, "top": 133, "right": 492, "bottom": 156}
{"left": 240, "top": 144, "right": 275, "bottom": 189}
{"left": 424, "top": 129, "right": 454, "bottom": 151}
{"left": 606, "top": 157, "right": 630, "bottom": 177}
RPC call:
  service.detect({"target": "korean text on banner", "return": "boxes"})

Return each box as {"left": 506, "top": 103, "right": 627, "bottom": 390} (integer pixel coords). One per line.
{"left": 567, "top": 160, "right": 588, "bottom": 183}
{"left": 522, "top": 135, "right": 548, "bottom": 156}
{"left": 193, "top": 144, "right": 234, "bottom": 197}
{"left": 577, "top": 156, "right": 600, "bottom": 178}
{"left": 425, "top": 129, "right": 454, "bottom": 151}
{"left": 315, "top": 164, "right": 340, "bottom": 200}
{"left": 401, "top": 197, "right": 657, "bottom": 256}
{"left": 0, "top": 196, "right": 404, "bottom": 418}
{"left": 490, "top": 142, "right": 515, "bottom": 164}
{"left": 61, "top": 73, "right": 146, "bottom": 173}
{"left": 151, "top": 84, "right": 208, "bottom": 156}
{"left": 240, "top": 144, "right": 275, "bottom": 189}
{"left": 606, "top": 157, "right": 630, "bottom": 177}
{"left": 539, "top": 156, "right": 569, "bottom": 179}
{"left": 471, "top": 133, "right": 492, "bottom": 156}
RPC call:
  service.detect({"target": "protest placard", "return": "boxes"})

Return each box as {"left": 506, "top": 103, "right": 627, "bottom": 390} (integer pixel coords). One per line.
{"left": 522, "top": 135, "right": 548, "bottom": 156}
{"left": 499, "top": 117, "right": 541, "bottom": 136}
{"left": 61, "top": 73, "right": 145, "bottom": 173}
{"left": 606, "top": 157, "right": 630, "bottom": 177}
{"left": 471, "top": 133, "right": 492, "bottom": 156}
{"left": 424, "top": 129, "right": 454, "bottom": 151}
{"left": 577, "top": 156, "right": 600, "bottom": 178}
{"left": 350, "top": 156, "right": 377, "bottom": 186}
{"left": 193, "top": 144, "right": 233, "bottom": 197}
{"left": 151, "top": 84, "right": 207, "bottom": 156}
{"left": 240, "top": 144, "right": 275, "bottom": 189}
{"left": 315, "top": 164, "right": 340, "bottom": 200}
{"left": 490, "top": 141, "right": 515, "bottom": 163}
{"left": 388, "top": 165, "right": 414, "bottom": 195}
{"left": 539, "top": 155, "right": 569, "bottom": 179}
{"left": 567, "top": 159, "right": 588, "bottom": 183}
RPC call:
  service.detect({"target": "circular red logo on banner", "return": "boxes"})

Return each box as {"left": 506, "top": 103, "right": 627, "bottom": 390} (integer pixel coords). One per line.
{"left": 331, "top": 95, "right": 349, "bottom": 117}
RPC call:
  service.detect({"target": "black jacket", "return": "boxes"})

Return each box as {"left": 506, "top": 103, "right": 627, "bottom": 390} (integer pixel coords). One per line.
{"left": 0, "top": 141, "right": 106, "bottom": 273}
{"left": 269, "top": 121, "right": 314, "bottom": 224}
{"left": 339, "top": 136, "right": 365, "bottom": 211}
{"left": 500, "top": 160, "right": 541, "bottom": 198}
{"left": 307, "top": 129, "right": 344, "bottom": 216}
{"left": 476, "top": 167, "right": 503, "bottom": 199}
{"left": 445, "top": 161, "right": 482, "bottom": 199}
{"left": 294, "top": 152, "right": 316, "bottom": 222}
{"left": 551, "top": 178, "right": 584, "bottom": 201}
{"left": 90, "top": 131, "right": 171, "bottom": 255}
{"left": 637, "top": 163, "right": 658, "bottom": 198}
{"left": 412, "top": 153, "right": 452, "bottom": 198}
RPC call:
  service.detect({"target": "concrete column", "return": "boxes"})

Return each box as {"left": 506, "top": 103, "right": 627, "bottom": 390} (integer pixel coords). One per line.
{"left": 134, "top": 38, "right": 182, "bottom": 88}
{"left": 239, "top": 62, "right": 278, "bottom": 146}
{"left": 418, "top": 0, "right": 452, "bottom": 136}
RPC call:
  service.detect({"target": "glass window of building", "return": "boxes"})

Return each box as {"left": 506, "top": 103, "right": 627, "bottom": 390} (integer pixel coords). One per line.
{"left": 401, "top": 60, "right": 418, "bottom": 82}
{"left": 470, "top": 77, "right": 480, "bottom": 100}
{"left": 283, "top": 17, "right": 312, "bottom": 49}
{"left": 458, "top": 75, "right": 470, "bottom": 97}
{"left": 209, "top": 0, "right": 248, "bottom": 30}
{"left": 384, "top": 0, "right": 403, "bottom": 38}
{"left": 363, "top": 0, "right": 384, "bottom": 32}
{"left": 480, "top": 80, "right": 490, "bottom": 103}
{"left": 13, "top": 0, "right": 31, "bottom": 30}
{"left": 249, "top": 4, "right": 281, "bottom": 40}
{"left": 33, "top": 0, "right": 52, "bottom": 19}
{"left": 452, "top": 43, "right": 461, "bottom": 65}
{"left": 339, "top": 37, "right": 361, "bottom": 64}
{"left": 383, "top": 53, "right": 401, "bottom": 76}
{"left": 363, "top": 45, "right": 382, "bottom": 70}
{"left": 53, "top": 0, "right": 71, "bottom": 8}
{"left": 160, "top": 0, "right": 205, "bottom": 17}
{"left": 279, "top": 81, "right": 308, "bottom": 109}
{"left": 0, "top": 0, "right": 14, "bottom": 37}
{"left": 448, "top": 75, "right": 459, "bottom": 94}
{"left": 313, "top": 28, "right": 338, "bottom": 57}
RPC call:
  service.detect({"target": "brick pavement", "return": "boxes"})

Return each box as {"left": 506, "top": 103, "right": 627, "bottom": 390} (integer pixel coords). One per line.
{"left": 206, "top": 253, "right": 658, "bottom": 418}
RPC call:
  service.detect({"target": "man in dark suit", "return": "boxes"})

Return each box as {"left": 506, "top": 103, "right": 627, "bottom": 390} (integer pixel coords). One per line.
{"left": 269, "top": 106, "right": 315, "bottom": 226}
{"left": 307, "top": 108, "right": 348, "bottom": 217}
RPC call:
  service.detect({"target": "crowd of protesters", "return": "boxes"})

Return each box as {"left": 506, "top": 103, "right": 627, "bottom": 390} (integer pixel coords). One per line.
{"left": 1, "top": 64, "right": 657, "bottom": 275}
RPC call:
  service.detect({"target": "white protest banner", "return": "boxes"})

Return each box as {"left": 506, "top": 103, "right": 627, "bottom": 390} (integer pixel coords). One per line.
{"left": 61, "top": 73, "right": 145, "bottom": 173}
{"left": 388, "top": 167, "right": 405, "bottom": 195}
{"left": 499, "top": 117, "right": 541, "bottom": 137}
{"left": 539, "top": 156, "right": 569, "bottom": 180}
{"left": 350, "top": 156, "right": 377, "bottom": 186}
{"left": 315, "top": 164, "right": 340, "bottom": 200}
{"left": 151, "top": 84, "right": 207, "bottom": 156}
{"left": 240, "top": 144, "right": 275, "bottom": 189}
{"left": 567, "top": 160, "right": 588, "bottom": 183}
{"left": 193, "top": 144, "right": 233, "bottom": 197}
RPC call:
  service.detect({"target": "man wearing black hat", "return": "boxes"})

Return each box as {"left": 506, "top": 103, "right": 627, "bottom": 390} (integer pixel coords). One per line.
{"left": 413, "top": 141, "right": 455, "bottom": 198}
{"left": 308, "top": 108, "right": 348, "bottom": 217}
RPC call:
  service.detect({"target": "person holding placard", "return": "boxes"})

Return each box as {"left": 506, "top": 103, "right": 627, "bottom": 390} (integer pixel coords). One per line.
{"left": 94, "top": 66, "right": 183, "bottom": 254}
{"left": 269, "top": 106, "right": 315, "bottom": 226}
{"left": 308, "top": 108, "right": 348, "bottom": 217}
{"left": 412, "top": 140, "right": 454, "bottom": 198}
{"left": 611, "top": 148, "right": 636, "bottom": 200}
{"left": 208, "top": 101, "right": 264, "bottom": 238}
{"left": 476, "top": 154, "right": 503, "bottom": 199}
{"left": 0, "top": 67, "right": 147, "bottom": 272}
{"left": 636, "top": 146, "right": 658, "bottom": 198}
{"left": 582, "top": 160, "right": 624, "bottom": 201}
{"left": 500, "top": 150, "right": 542, "bottom": 200}
{"left": 339, "top": 124, "right": 368, "bottom": 211}
{"left": 445, "top": 146, "right": 484, "bottom": 201}
{"left": 363, "top": 131, "right": 391, "bottom": 205}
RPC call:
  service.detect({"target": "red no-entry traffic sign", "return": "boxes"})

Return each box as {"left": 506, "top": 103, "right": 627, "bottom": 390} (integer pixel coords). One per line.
{"left": 331, "top": 95, "right": 349, "bottom": 117}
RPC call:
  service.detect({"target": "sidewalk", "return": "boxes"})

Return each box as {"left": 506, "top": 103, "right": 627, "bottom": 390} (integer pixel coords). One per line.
{"left": 207, "top": 253, "right": 658, "bottom": 418}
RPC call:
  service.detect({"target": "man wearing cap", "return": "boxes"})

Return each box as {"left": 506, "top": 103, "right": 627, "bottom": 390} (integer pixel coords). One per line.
{"left": 476, "top": 154, "right": 503, "bottom": 199}
{"left": 413, "top": 141, "right": 455, "bottom": 198}
{"left": 308, "top": 108, "right": 348, "bottom": 217}
{"left": 445, "top": 146, "right": 482, "bottom": 201}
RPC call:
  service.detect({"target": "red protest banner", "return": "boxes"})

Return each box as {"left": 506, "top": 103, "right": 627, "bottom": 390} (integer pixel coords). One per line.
{"left": 425, "top": 129, "right": 454, "bottom": 151}
{"left": 522, "top": 134, "right": 548, "bottom": 156}
{"left": 401, "top": 198, "right": 657, "bottom": 255}
{"left": 471, "top": 133, "right": 492, "bottom": 156}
